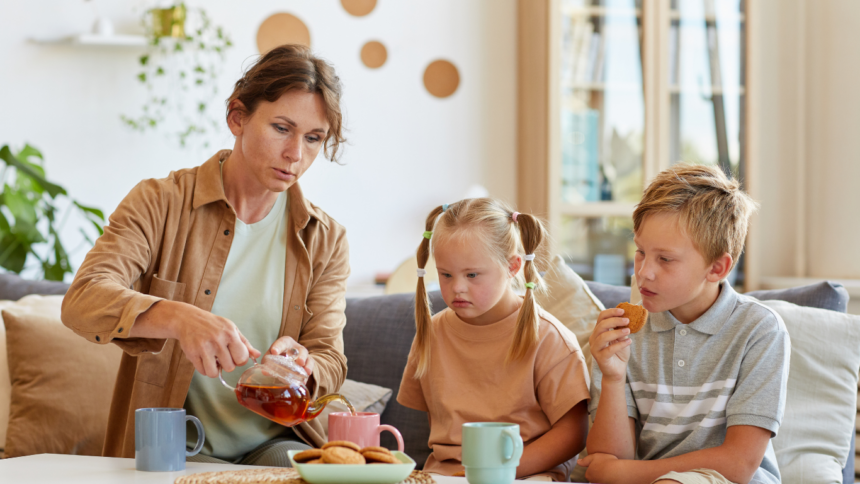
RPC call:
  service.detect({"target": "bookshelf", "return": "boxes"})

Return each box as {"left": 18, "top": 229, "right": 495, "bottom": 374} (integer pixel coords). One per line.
{"left": 518, "top": 0, "right": 753, "bottom": 288}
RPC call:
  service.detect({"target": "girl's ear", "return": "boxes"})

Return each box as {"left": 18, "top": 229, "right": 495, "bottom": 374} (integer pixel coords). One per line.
{"left": 508, "top": 255, "right": 523, "bottom": 277}
{"left": 227, "top": 100, "right": 247, "bottom": 136}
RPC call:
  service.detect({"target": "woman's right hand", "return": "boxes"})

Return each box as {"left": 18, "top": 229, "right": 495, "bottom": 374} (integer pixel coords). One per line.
{"left": 131, "top": 300, "right": 260, "bottom": 378}
{"left": 589, "top": 307, "right": 632, "bottom": 383}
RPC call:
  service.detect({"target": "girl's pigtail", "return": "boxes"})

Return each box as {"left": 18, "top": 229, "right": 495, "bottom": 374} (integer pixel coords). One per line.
{"left": 413, "top": 205, "right": 445, "bottom": 378}
{"left": 508, "top": 213, "right": 547, "bottom": 362}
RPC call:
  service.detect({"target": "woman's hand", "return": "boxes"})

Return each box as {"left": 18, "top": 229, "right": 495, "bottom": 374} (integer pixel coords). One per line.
{"left": 579, "top": 453, "right": 625, "bottom": 483}
{"left": 589, "top": 308, "right": 632, "bottom": 383}
{"left": 268, "top": 336, "right": 315, "bottom": 376}
{"left": 131, "top": 300, "right": 261, "bottom": 378}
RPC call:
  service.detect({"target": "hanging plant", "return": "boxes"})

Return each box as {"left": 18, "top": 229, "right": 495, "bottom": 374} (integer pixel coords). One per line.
{"left": 0, "top": 144, "right": 105, "bottom": 281}
{"left": 121, "top": 4, "right": 233, "bottom": 148}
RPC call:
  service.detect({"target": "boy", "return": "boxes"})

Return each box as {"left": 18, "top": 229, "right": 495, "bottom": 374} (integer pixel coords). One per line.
{"left": 579, "top": 165, "right": 790, "bottom": 484}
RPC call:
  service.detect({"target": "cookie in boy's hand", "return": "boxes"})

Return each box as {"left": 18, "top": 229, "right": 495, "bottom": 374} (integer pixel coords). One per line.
{"left": 616, "top": 302, "right": 648, "bottom": 333}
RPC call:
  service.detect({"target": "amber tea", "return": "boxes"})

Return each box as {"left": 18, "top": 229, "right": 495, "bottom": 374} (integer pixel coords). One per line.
{"left": 235, "top": 382, "right": 356, "bottom": 427}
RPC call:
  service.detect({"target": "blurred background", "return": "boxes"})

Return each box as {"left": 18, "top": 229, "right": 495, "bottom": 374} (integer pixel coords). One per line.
{"left": 0, "top": 0, "right": 857, "bottom": 314}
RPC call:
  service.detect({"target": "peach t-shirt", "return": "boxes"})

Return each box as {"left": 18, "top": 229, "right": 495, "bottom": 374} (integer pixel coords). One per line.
{"left": 397, "top": 304, "right": 590, "bottom": 481}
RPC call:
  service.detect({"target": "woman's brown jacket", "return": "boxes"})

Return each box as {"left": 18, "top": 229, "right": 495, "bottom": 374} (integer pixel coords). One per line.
{"left": 61, "top": 150, "right": 349, "bottom": 457}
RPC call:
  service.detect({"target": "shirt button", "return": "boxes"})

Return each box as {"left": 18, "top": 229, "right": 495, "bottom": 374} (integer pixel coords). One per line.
{"left": 118, "top": 327, "right": 123, "bottom": 333}
{"left": 205, "top": 289, "right": 211, "bottom": 295}
{"left": 294, "top": 305, "right": 300, "bottom": 310}
{"left": 224, "top": 230, "right": 230, "bottom": 236}
{"left": 678, "top": 360, "right": 685, "bottom": 367}
{"left": 680, "top": 329, "right": 687, "bottom": 336}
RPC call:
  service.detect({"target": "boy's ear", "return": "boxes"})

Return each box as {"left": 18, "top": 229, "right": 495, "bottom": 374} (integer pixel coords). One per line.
{"left": 508, "top": 255, "right": 523, "bottom": 277}
{"left": 706, "top": 252, "right": 734, "bottom": 282}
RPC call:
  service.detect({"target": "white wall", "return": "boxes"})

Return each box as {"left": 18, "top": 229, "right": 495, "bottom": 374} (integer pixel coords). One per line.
{"left": 0, "top": 0, "right": 517, "bottom": 286}
{"left": 751, "top": 0, "right": 860, "bottom": 313}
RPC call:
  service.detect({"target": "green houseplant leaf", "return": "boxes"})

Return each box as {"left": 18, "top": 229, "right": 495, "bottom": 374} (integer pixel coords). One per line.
{"left": 0, "top": 144, "right": 104, "bottom": 280}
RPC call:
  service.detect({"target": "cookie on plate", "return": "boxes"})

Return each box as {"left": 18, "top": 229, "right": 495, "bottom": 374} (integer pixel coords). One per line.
{"left": 322, "top": 440, "right": 362, "bottom": 452}
{"left": 359, "top": 446, "right": 392, "bottom": 455}
{"left": 322, "top": 446, "right": 366, "bottom": 464}
{"left": 363, "top": 451, "right": 400, "bottom": 464}
{"left": 293, "top": 448, "right": 323, "bottom": 463}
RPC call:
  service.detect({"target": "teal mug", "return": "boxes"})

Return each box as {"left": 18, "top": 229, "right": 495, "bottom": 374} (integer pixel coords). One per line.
{"left": 461, "top": 422, "right": 524, "bottom": 484}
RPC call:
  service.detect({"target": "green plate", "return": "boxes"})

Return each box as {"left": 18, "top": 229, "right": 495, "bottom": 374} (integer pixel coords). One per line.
{"left": 288, "top": 450, "right": 416, "bottom": 484}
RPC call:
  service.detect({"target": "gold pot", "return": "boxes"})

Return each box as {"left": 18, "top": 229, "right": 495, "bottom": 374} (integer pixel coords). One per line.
{"left": 150, "top": 4, "right": 186, "bottom": 39}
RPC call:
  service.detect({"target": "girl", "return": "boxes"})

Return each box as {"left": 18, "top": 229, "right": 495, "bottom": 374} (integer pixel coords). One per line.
{"left": 397, "top": 198, "right": 590, "bottom": 482}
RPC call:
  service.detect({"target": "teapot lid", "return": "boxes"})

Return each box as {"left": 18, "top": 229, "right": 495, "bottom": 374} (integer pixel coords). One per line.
{"left": 259, "top": 349, "right": 309, "bottom": 384}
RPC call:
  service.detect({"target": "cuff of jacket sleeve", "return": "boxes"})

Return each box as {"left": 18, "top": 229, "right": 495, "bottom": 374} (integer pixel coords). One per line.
{"left": 110, "top": 293, "right": 167, "bottom": 355}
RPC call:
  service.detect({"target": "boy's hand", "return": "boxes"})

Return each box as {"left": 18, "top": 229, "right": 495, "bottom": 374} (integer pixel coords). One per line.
{"left": 590, "top": 308, "right": 632, "bottom": 383}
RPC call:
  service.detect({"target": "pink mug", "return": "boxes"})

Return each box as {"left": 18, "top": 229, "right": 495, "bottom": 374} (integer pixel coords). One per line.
{"left": 328, "top": 412, "right": 404, "bottom": 452}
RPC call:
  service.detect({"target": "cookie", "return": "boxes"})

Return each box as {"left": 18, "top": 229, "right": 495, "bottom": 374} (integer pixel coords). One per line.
{"left": 617, "top": 302, "right": 648, "bottom": 333}
{"left": 359, "top": 446, "right": 392, "bottom": 455}
{"left": 293, "top": 448, "right": 323, "bottom": 463}
{"left": 362, "top": 451, "right": 400, "bottom": 464}
{"left": 322, "top": 446, "right": 366, "bottom": 464}
{"left": 305, "top": 458, "right": 324, "bottom": 464}
{"left": 322, "top": 440, "right": 362, "bottom": 452}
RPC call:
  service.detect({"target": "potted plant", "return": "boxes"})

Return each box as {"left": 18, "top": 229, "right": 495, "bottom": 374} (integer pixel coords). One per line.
{"left": 0, "top": 144, "right": 105, "bottom": 281}
{"left": 121, "top": 4, "right": 233, "bottom": 148}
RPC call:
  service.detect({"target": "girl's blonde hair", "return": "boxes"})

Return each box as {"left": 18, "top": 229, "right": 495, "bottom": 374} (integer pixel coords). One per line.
{"left": 413, "top": 198, "right": 547, "bottom": 378}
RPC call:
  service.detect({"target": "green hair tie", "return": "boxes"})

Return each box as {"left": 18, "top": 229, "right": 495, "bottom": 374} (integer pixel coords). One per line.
{"left": 423, "top": 231, "right": 433, "bottom": 240}
{"left": 524, "top": 282, "right": 536, "bottom": 289}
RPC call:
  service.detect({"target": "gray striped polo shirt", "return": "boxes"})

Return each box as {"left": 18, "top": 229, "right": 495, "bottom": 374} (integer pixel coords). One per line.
{"left": 589, "top": 281, "right": 791, "bottom": 484}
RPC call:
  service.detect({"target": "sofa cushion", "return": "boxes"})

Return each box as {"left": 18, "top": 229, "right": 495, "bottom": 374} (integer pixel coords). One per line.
{"left": 343, "top": 290, "right": 446, "bottom": 468}
{"left": 764, "top": 300, "right": 860, "bottom": 484}
{"left": 536, "top": 255, "right": 604, "bottom": 371}
{"left": 0, "top": 273, "right": 68, "bottom": 301}
{"left": 3, "top": 306, "right": 122, "bottom": 457}
{"left": 747, "top": 281, "right": 849, "bottom": 314}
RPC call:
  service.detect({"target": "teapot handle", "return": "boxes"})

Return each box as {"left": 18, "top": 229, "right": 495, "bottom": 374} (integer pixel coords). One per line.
{"left": 218, "top": 356, "right": 257, "bottom": 391}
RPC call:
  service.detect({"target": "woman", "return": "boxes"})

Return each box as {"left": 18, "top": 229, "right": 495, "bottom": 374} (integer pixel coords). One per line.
{"left": 61, "top": 45, "right": 349, "bottom": 465}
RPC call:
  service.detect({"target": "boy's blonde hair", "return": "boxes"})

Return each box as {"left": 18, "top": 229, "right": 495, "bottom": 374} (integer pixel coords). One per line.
{"left": 413, "top": 198, "right": 548, "bottom": 378}
{"left": 633, "top": 164, "right": 759, "bottom": 268}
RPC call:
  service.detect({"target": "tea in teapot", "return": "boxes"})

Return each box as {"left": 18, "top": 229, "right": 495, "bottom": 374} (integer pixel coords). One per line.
{"left": 219, "top": 349, "right": 355, "bottom": 427}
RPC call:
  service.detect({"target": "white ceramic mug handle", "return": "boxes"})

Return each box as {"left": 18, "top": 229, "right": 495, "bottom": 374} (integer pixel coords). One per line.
{"left": 502, "top": 427, "right": 523, "bottom": 464}
{"left": 377, "top": 425, "right": 404, "bottom": 452}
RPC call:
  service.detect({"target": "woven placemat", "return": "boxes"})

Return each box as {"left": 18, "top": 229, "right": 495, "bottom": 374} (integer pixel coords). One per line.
{"left": 174, "top": 468, "right": 435, "bottom": 484}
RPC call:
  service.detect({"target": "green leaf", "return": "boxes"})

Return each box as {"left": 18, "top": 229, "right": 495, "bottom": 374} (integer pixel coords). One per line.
{"left": 198, "top": 102, "right": 206, "bottom": 112}
{"left": 138, "top": 72, "right": 147, "bottom": 83}
{"left": 90, "top": 219, "right": 104, "bottom": 237}
{"left": 140, "top": 54, "right": 150, "bottom": 65}
{"left": 16, "top": 144, "right": 44, "bottom": 164}
{"left": 0, "top": 235, "right": 28, "bottom": 273}
{"left": 3, "top": 190, "right": 38, "bottom": 225}
{"left": 0, "top": 210, "right": 10, "bottom": 233}
{"left": 0, "top": 146, "right": 67, "bottom": 198}
{"left": 156, "top": 66, "right": 165, "bottom": 76}
{"left": 194, "top": 65, "right": 205, "bottom": 73}
{"left": 78, "top": 227, "right": 95, "bottom": 245}
{"left": 73, "top": 201, "right": 105, "bottom": 221}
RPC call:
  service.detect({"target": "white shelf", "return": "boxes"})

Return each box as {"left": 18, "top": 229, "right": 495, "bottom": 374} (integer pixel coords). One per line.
{"left": 30, "top": 34, "right": 147, "bottom": 47}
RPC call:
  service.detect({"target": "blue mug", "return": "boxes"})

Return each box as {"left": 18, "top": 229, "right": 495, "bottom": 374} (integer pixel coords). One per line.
{"left": 135, "top": 408, "right": 205, "bottom": 472}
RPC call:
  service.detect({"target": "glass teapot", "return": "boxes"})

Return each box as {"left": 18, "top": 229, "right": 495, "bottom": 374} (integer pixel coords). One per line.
{"left": 219, "top": 348, "right": 354, "bottom": 427}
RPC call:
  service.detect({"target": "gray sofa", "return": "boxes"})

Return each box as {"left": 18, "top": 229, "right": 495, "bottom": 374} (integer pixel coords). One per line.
{"left": 1, "top": 272, "right": 853, "bottom": 483}
{"left": 342, "top": 280, "right": 854, "bottom": 483}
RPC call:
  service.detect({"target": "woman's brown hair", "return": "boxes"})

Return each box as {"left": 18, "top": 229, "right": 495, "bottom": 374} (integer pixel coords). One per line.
{"left": 413, "top": 198, "right": 548, "bottom": 378}
{"left": 226, "top": 44, "right": 346, "bottom": 162}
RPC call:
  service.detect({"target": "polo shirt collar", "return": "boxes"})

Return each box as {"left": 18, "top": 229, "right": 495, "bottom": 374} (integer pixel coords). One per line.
{"left": 648, "top": 280, "right": 737, "bottom": 335}
{"left": 192, "top": 149, "right": 327, "bottom": 230}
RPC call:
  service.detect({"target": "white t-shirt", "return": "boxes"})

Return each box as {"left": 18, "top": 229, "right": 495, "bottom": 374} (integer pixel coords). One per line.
{"left": 184, "top": 190, "right": 288, "bottom": 459}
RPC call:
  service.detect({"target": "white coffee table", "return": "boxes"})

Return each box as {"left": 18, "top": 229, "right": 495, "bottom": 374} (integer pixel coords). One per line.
{"left": 0, "top": 454, "right": 468, "bottom": 483}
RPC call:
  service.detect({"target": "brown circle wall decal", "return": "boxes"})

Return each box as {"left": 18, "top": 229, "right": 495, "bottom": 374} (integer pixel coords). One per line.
{"left": 423, "top": 60, "right": 460, "bottom": 98}
{"left": 256, "top": 13, "right": 310, "bottom": 54}
{"left": 360, "top": 41, "right": 387, "bottom": 69}
{"left": 341, "top": 0, "right": 377, "bottom": 17}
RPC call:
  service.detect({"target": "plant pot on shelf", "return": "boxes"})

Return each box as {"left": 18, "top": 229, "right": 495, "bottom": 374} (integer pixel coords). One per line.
{"left": 150, "top": 5, "right": 186, "bottom": 39}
